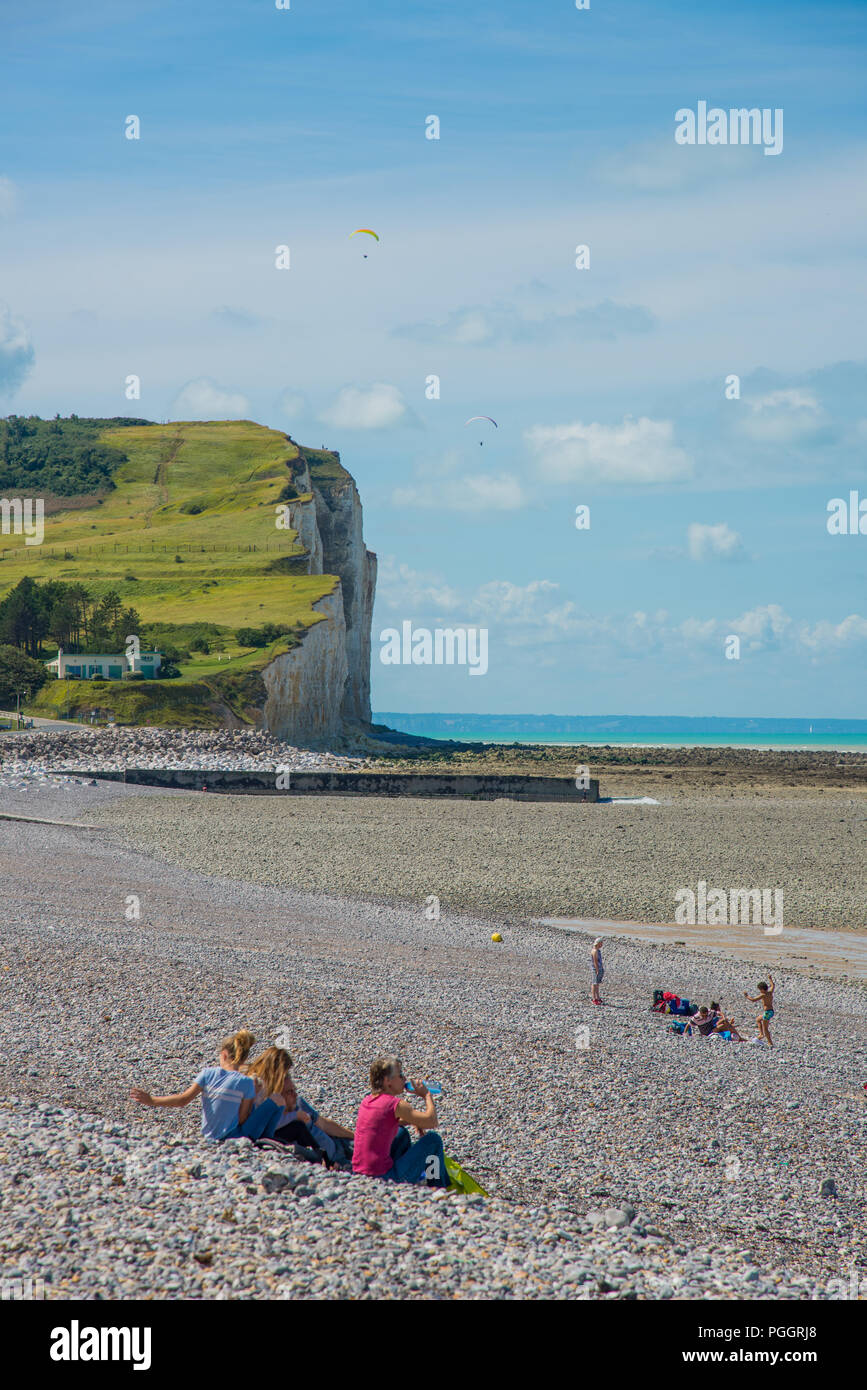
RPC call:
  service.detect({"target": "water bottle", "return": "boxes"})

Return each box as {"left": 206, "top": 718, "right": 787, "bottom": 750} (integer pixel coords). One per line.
{"left": 406, "top": 1081, "right": 442, "bottom": 1096}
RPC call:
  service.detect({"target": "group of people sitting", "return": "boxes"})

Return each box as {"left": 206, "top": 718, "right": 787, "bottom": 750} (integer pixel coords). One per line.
{"left": 130, "top": 1030, "right": 451, "bottom": 1187}
{"left": 676, "top": 977, "right": 776, "bottom": 1046}
{"left": 680, "top": 1002, "right": 743, "bottom": 1041}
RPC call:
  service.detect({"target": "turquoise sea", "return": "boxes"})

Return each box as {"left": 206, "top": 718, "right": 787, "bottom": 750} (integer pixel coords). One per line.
{"left": 374, "top": 714, "right": 867, "bottom": 753}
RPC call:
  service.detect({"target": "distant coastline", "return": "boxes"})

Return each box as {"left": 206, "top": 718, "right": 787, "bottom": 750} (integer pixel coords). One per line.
{"left": 374, "top": 713, "right": 867, "bottom": 753}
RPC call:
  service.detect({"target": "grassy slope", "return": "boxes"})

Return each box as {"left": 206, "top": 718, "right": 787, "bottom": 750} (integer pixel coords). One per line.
{"left": 0, "top": 420, "right": 340, "bottom": 725}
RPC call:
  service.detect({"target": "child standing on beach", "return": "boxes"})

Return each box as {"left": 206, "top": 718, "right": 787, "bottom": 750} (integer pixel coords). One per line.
{"left": 590, "top": 938, "right": 604, "bottom": 1005}
{"left": 744, "top": 975, "right": 776, "bottom": 1046}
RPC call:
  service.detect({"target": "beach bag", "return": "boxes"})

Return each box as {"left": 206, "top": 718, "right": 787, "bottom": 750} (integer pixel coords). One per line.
{"left": 444, "top": 1155, "right": 489, "bottom": 1197}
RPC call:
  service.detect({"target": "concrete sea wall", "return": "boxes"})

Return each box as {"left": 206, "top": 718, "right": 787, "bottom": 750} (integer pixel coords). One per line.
{"left": 82, "top": 770, "right": 601, "bottom": 802}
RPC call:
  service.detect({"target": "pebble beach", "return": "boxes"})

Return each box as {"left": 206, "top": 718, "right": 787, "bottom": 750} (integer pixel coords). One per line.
{"left": 2, "top": 743, "right": 866, "bottom": 1302}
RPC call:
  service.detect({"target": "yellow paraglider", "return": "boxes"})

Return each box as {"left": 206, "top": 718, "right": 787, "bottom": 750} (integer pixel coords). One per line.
{"left": 350, "top": 229, "right": 379, "bottom": 258}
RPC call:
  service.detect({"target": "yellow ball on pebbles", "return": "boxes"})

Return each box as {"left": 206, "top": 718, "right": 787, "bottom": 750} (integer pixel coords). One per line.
{"left": 491, "top": 932, "right": 502, "bottom": 942}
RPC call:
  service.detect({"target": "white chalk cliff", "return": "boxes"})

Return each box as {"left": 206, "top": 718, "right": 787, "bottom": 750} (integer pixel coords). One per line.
{"left": 261, "top": 447, "right": 377, "bottom": 746}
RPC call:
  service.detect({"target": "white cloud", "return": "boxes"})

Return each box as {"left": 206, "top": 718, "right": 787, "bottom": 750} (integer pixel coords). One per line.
{"left": 599, "top": 139, "right": 751, "bottom": 193}
{"left": 0, "top": 177, "right": 17, "bottom": 218}
{"left": 376, "top": 561, "right": 572, "bottom": 639}
{"left": 0, "top": 303, "right": 35, "bottom": 395}
{"left": 739, "top": 388, "right": 825, "bottom": 444}
{"left": 728, "top": 604, "right": 791, "bottom": 651}
{"left": 376, "top": 558, "right": 464, "bottom": 615}
{"left": 377, "top": 562, "right": 867, "bottom": 666}
{"left": 678, "top": 616, "right": 718, "bottom": 643}
{"left": 687, "top": 522, "right": 745, "bottom": 562}
{"left": 393, "top": 472, "right": 526, "bottom": 512}
{"left": 170, "top": 377, "right": 249, "bottom": 420}
{"left": 319, "top": 382, "right": 408, "bottom": 430}
{"left": 526, "top": 416, "right": 692, "bottom": 486}
{"left": 470, "top": 579, "right": 565, "bottom": 622}
{"left": 278, "top": 389, "right": 307, "bottom": 420}
{"left": 798, "top": 614, "right": 867, "bottom": 650}
{"left": 395, "top": 300, "right": 655, "bottom": 347}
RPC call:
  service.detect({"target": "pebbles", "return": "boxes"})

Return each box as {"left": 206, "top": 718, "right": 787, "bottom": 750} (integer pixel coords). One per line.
{"left": 0, "top": 728, "right": 364, "bottom": 784}
{"left": 99, "top": 781, "right": 867, "bottom": 930}
{"left": 1, "top": 780, "right": 866, "bottom": 1299}
{"left": 0, "top": 1098, "right": 829, "bottom": 1300}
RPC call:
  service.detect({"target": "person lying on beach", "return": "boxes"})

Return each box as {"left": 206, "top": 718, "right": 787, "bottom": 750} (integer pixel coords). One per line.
{"left": 129, "top": 1028, "right": 257, "bottom": 1142}
{"left": 272, "top": 1078, "right": 354, "bottom": 1165}
{"left": 744, "top": 975, "right": 775, "bottom": 1046}
{"left": 352, "top": 1056, "right": 450, "bottom": 1187}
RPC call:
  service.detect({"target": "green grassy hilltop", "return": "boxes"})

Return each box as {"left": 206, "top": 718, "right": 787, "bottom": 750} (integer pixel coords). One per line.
{"left": 0, "top": 418, "right": 343, "bottom": 726}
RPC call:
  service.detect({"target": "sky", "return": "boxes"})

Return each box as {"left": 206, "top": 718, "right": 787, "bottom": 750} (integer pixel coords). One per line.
{"left": 1, "top": 0, "right": 866, "bottom": 718}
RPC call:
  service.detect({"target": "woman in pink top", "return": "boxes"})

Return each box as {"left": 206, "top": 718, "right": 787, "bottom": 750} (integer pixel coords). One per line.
{"left": 352, "top": 1055, "right": 449, "bottom": 1187}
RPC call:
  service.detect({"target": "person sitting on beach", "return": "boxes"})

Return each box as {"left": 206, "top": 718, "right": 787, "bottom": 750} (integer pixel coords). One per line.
{"left": 711, "top": 1005, "right": 743, "bottom": 1041}
{"left": 239, "top": 1046, "right": 297, "bottom": 1140}
{"left": 590, "top": 938, "right": 604, "bottom": 1005}
{"left": 352, "top": 1056, "right": 450, "bottom": 1187}
{"left": 684, "top": 1005, "right": 718, "bottom": 1037}
{"left": 272, "top": 1078, "right": 354, "bottom": 1166}
{"left": 744, "top": 975, "right": 776, "bottom": 1046}
{"left": 129, "top": 1028, "right": 257, "bottom": 1142}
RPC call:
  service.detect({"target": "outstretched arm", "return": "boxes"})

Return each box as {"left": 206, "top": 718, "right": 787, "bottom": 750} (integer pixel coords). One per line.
{"left": 130, "top": 1083, "right": 201, "bottom": 1109}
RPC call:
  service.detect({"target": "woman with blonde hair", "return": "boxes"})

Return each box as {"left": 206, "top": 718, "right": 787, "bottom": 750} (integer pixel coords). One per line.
{"left": 238, "top": 1045, "right": 296, "bottom": 1140}
{"left": 130, "top": 1028, "right": 258, "bottom": 1142}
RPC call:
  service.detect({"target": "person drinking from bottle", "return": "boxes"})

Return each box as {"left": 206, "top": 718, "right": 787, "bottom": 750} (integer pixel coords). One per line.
{"left": 352, "top": 1055, "right": 450, "bottom": 1187}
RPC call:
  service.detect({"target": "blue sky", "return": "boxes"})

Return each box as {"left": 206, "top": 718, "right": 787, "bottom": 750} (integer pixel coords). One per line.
{"left": 1, "top": 0, "right": 866, "bottom": 717}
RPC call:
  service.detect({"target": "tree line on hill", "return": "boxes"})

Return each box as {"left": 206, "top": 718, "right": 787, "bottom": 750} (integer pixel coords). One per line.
{"left": 0, "top": 415, "right": 148, "bottom": 496}
{"left": 0, "top": 574, "right": 183, "bottom": 703}
{"left": 0, "top": 576, "right": 143, "bottom": 659}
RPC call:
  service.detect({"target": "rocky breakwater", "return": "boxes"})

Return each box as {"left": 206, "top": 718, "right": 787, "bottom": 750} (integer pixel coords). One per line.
{"left": 264, "top": 447, "right": 377, "bottom": 746}
{"left": 0, "top": 728, "right": 365, "bottom": 788}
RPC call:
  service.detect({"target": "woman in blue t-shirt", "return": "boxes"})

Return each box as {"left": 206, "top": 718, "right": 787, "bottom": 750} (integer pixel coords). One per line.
{"left": 130, "top": 1028, "right": 258, "bottom": 1142}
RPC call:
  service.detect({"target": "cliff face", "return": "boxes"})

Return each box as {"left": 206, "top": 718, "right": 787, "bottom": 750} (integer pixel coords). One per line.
{"left": 262, "top": 589, "right": 349, "bottom": 745}
{"left": 311, "top": 474, "right": 377, "bottom": 727}
{"left": 262, "top": 445, "right": 377, "bottom": 746}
